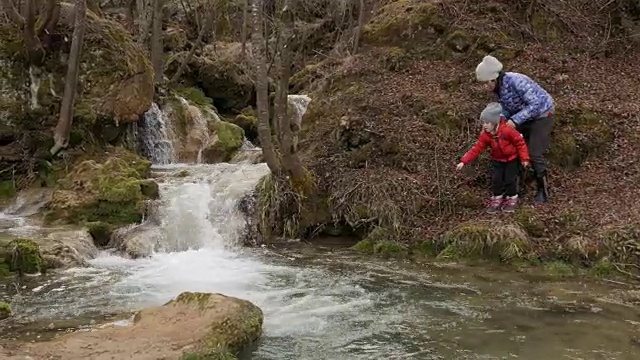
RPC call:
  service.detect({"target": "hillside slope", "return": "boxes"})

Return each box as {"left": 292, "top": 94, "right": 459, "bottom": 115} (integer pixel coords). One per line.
{"left": 271, "top": 0, "right": 640, "bottom": 267}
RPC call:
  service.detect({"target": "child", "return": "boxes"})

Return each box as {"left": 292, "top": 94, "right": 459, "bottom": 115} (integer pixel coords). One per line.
{"left": 457, "top": 102, "right": 530, "bottom": 213}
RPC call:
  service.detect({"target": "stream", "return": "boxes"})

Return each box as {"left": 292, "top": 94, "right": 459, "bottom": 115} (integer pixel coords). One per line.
{"left": 1, "top": 98, "right": 640, "bottom": 359}
{"left": 1, "top": 161, "right": 639, "bottom": 359}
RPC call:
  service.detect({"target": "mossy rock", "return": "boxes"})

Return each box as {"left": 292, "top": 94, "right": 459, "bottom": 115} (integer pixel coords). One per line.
{"left": 190, "top": 44, "right": 254, "bottom": 112}
{"left": 140, "top": 180, "right": 160, "bottom": 199}
{"left": 157, "top": 292, "right": 262, "bottom": 358}
{"left": 174, "top": 86, "right": 214, "bottom": 107}
{"left": 352, "top": 227, "right": 409, "bottom": 258}
{"left": 44, "top": 149, "right": 153, "bottom": 226}
{"left": 87, "top": 221, "right": 114, "bottom": 247}
{"left": 230, "top": 112, "right": 258, "bottom": 143}
{"left": 437, "top": 222, "right": 531, "bottom": 262}
{"left": 201, "top": 121, "right": 244, "bottom": 163}
{"left": 3, "top": 238, "right": 44, "bottom": 274}
{"left": 362, "top": 0, "right": 447, "bottom": 48}
{"left": 0, "top": 301, "right": 11, "bottom": 320}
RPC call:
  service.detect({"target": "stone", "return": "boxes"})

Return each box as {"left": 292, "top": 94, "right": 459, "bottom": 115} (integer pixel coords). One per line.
{"left": 0, "top": 292, "right": 263, "bottom": 359}
{"left": 38, "top": 229, "right": 99, "bottom": 269}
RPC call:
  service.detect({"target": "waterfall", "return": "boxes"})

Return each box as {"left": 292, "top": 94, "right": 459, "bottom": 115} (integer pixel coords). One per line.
{"left": 176, "top": 97, "right": 211, "bottom": 164}
{"left": 138, "top": 103, "right": 177, "bottom": 165}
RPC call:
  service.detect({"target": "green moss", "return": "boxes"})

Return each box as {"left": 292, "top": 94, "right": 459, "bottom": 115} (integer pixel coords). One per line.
{"left": 4, "top": 238, "right": 44, "bottom": 274}
{"left": 543, "top": 261, "right": 576, "bottom": 277}
{"left": 514, "top": 208, "right": 545, "bottom": 237}
{"left": 0, "top": 259, "right": 11, "bottom": 277}
{"left": 181, "top": 351, "right": 236, "bottom": 360}
{"left": 170, "top": 292, "right": 263, "bottom": 357}
{"left": 201, "top": 121, "right": 244, "bottom": 163}
{"left": 44, "top": 149, "right": 151, "bottom": 226}
{"left": 230, "top": 114, "right": 257, "bottom": 139}
{"left": 175, "top": 86, "right": 214, "bottom": 107}
{"left": 378, "top": 47, "right": 410, "bottom": 71}
{"left": 0, "top": 301, "right": 11, "bottom": 320}
{"left": 0, "top": 180, "right": 16, "bottom": 200}
{"left": 437, "top": 222, "right": 531, "bottom": 262}
{"left": 590, "top": 259, "right": 616, "bottom": 277}
{"left": 139, "top": 179, "right": 160, "bottom": 199}
{"left": 87, "top": 221, "right": 113, "bottom": 247}
{"left": 362, "top": 0, "right": 446, "bottom": 46}
{"left": 352, "top": 227, "right": 409, "bottom": 258}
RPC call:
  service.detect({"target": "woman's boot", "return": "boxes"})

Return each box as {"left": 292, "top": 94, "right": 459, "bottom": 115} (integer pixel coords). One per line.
{"left": 532, "top": 174, "right": 550, "bottom": 205}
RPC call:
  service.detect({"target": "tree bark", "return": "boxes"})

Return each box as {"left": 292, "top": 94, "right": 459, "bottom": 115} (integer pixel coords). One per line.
{"left": 150, "top": 0, "right": 164, "bottom": 83}
{"left": 51, "top": 0, "right": 87, "bottom": 156}
{"left": 136, "top": 0, "right": 151, "bottom": 46}
{"left": 352, "top": 0, "right": 365, "bottom": 54}
{"left": 23, "top": 0, "right": 44, "bottom": 64}
{"left": 273, "top": 1, "right": 305, "bottom": 181}
{"left": 251, "top": 0, "right": 281, "bottom": 174}
{"left": 241, "top": 0, "right": 249, "bottom": 58}
{"left": 169, "top": 7, "right": 214, "bottom": 84}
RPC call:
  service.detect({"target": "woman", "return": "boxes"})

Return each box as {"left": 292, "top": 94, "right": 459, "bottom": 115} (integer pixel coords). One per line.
{"left": 475, "top": 55, "right": 554, "bottom": 205}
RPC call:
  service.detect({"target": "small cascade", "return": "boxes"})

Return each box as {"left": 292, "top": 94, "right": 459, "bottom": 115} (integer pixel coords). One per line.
{"left": 139, "top": 103, "right": 177, "bottom": 165}
{"left": 177, "top": 97, "right": 211, "bottom": 164}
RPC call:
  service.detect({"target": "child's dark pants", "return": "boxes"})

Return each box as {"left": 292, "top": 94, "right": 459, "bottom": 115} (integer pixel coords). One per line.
{"left": 492, "top": 160, "right": 519, "bottom": 197}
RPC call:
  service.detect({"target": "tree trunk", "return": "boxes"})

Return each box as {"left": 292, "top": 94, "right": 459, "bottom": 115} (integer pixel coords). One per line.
{"left": 352, "top": 0, "right": 365, "bottom": 54}
{"left": 136, "top": 0, "right": 151, "bottom": 46}
{"left": 241, "top": 0, "right": 248, "bottom": 58}
{"left": 273, "top": 2, "right": 305, "bottom": 181}
{"left": 150, "top": 0, "right": 164, "bottom": 83}
{"left": 169, "top": 8, "right": 213, "bottom": 84}
{"left": 22, "top": 0, "right": 44, "bottom": 64}
{"left": 251, "top": 0, "right": 281, "bottom": 174}
{"left": 51, "top": 0, "right": 87, "bottom": 156}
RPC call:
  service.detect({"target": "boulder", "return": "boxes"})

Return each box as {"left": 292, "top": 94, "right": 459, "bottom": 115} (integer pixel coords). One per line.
{"left": 0, "top": 292, "right": 263, "bottom": 359}
{"left": 109, "top": 223, "right": 159, "bottom": 258}
{"left": 0, "top": 4, "right": 153, "bottom": 182}
{"left": 201, "top": 121, "right": 244, "bottom": 163}
{"left": 44, "top": 148, "right": 157, "bottom": 226}
{"left": 1, "top": 238, "right": 44, "bottom": 275}
{"left": 38, "top": 229, "right": 99, "bottom": 269}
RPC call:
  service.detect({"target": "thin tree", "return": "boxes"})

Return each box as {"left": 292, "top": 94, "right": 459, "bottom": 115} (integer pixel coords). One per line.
{"left": 150, "top": 0, "right": 164, "bottom": 83}
{"left": 352, "top": 0, "right": 365, "bottom": 54}
{"left": 251, "top": 0, "right": 281, "bottom": 174}
{"left": 272, "top": 1, "right": 305, "bottom": 182}
{"left": 51, "top": 0, "right": 87, "bottom": 155}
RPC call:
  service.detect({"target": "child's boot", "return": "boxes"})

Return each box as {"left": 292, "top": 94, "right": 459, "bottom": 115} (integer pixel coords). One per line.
{"left": 487, "top": 195, "right": 503, "bottom": 214}
{"left": 502, "top": 195, "right": 519, "bottom": 213}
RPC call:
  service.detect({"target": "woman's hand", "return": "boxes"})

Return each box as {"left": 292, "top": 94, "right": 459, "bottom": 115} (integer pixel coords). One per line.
{"left": 506, "top": 120, "right": 517, "bottom": 128}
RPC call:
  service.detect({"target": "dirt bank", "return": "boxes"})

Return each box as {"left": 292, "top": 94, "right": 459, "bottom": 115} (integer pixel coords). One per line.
{"left": 252, "top": 0, "right": 640, "bottom": 274}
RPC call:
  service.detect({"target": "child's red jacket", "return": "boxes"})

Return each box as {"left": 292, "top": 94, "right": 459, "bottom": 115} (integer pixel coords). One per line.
{"left": 460, "top": 120, "right": 530, "bottom": 165}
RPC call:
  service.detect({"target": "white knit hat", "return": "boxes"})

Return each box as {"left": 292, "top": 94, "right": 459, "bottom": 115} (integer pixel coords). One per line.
{"left": 475, "top": 55, "right": 503, "bottom": 82}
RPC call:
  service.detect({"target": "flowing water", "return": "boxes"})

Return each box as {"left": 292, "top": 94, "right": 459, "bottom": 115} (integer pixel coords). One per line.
{"left": 1, "top": 100, "right": 640, "bottom": 359}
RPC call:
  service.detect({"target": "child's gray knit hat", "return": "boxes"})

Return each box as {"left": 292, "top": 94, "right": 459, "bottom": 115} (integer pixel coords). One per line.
{"left": 479, "top": 102, "right": 503, "bottom": 124}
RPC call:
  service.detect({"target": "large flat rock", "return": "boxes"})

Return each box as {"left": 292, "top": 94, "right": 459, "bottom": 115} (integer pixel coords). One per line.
{"left": 0, "top": 292, "right": 263, "bottom": 359}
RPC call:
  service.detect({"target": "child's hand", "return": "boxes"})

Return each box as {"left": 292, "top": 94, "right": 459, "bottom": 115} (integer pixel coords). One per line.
{"left": 522, "top": 161, "right": 530, "bottom": 168}
{"left": 456, "top": 162, "right": 464, "bottom": 171}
